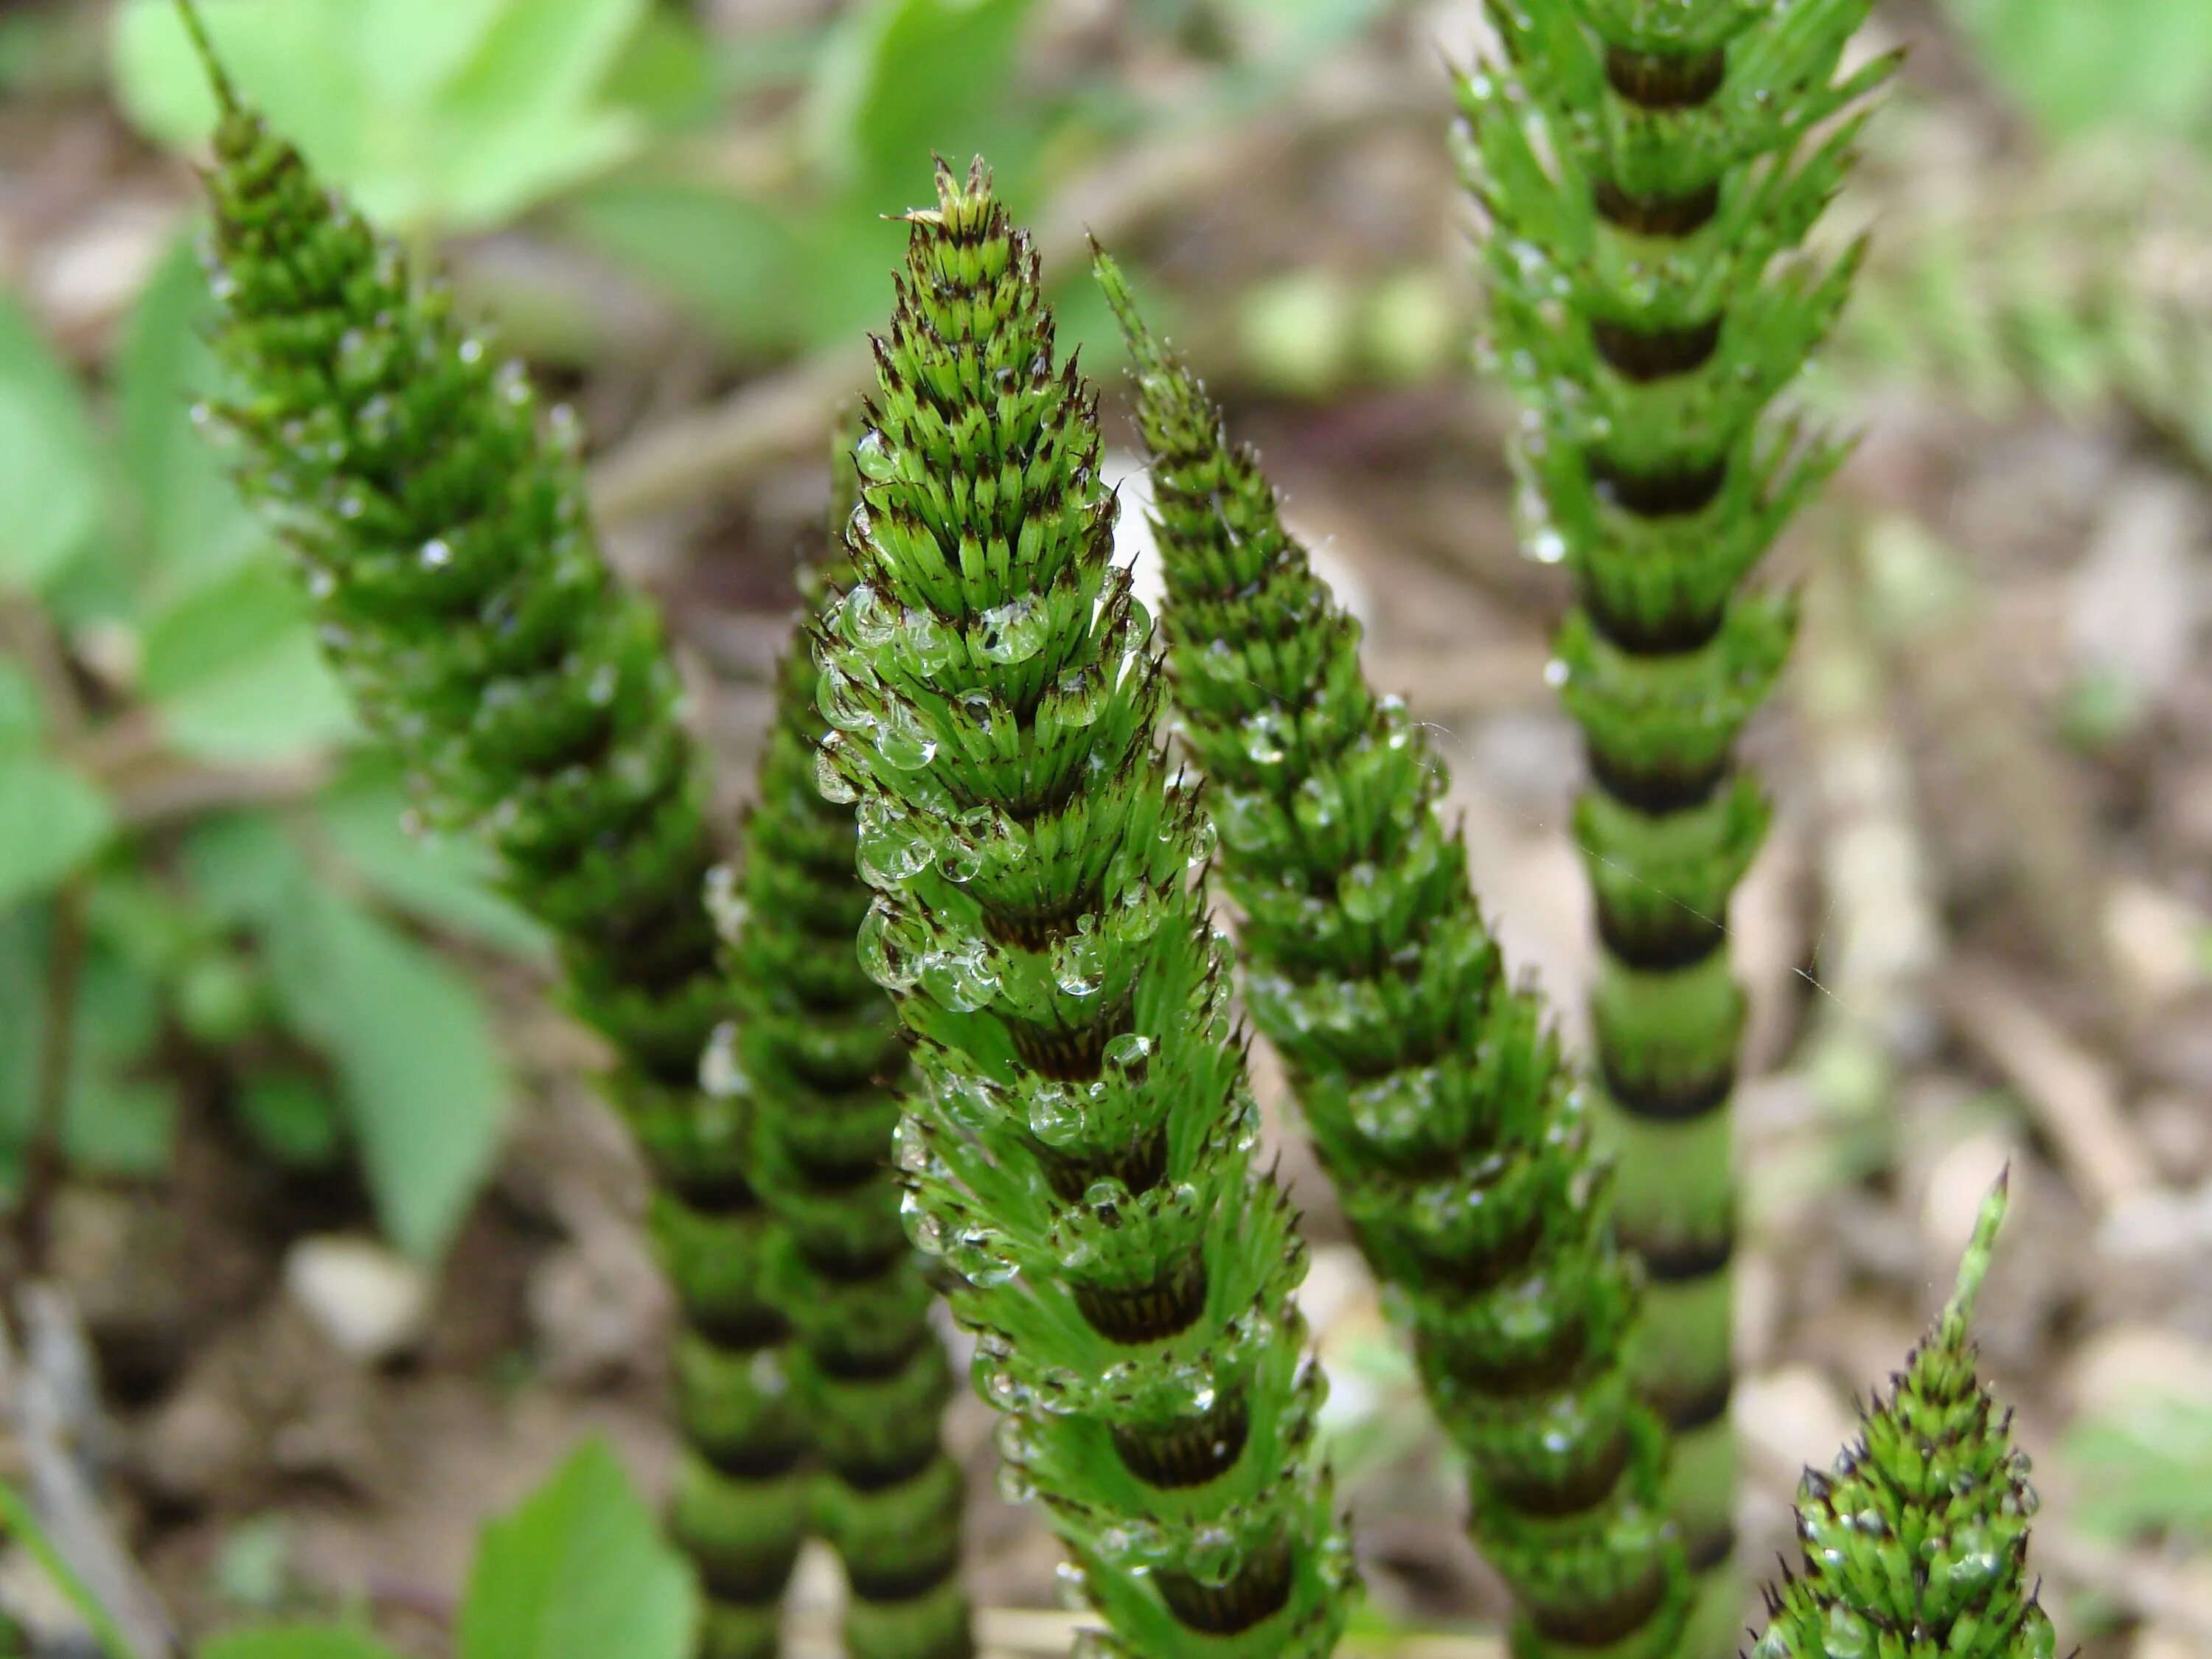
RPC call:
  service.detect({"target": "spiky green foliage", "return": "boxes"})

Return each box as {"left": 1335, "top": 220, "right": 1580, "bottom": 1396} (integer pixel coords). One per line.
{"left": 707, "top": 438, "right": 970, "bottom": 1659}
{"left": 1458, "top": 2, "right": 1893, "bottom": 1630}
{"left": 1097, "top": 254, "right": 1686, "bottom": 1659}
{"left": 811, "top": 159, "right": 1352, "bottom": 1659}
{"left": 178, "top": 29, "right": 803, "bottom": 1658}
{"left": 1752, "top": 1175, "right": 2056, "bottom": 1659}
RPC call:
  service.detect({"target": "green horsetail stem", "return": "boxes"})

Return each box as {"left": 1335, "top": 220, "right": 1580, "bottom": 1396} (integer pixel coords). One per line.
{"left": 1096, "top": 255, "right": 1686, "bottom": 1659}
{"left": 811, "top": 160, "right": 1353, "bottom": 1658}
{"left": 706, "top": 439, "right": 970, "bottom": 1659}
{"left": 178, "top": 21, "right": 805, "bottom": 1656}
{"left": 1753, "top": 1173, "right": 2055, "bottom": 1659}
{"left": 1458, "top": 3, "right": 1893, "bottom": 1639}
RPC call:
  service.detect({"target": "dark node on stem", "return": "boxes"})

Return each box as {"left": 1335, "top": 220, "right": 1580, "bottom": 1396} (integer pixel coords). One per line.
{"left": 1406, "top": 1203, "right": 1545, "bottom": 1295}
{"left": 1592, "top": 314, "right": 1724, "bottom": 383}
{"left": 1637, "top": 1228, "right": 1736, "bottom": 1284}
{"left": 814, "top": 1323, "right": 933, "bottom": 1382}
{"left": 700, "top": 1433, "right": 807, "bottom": 1484}
{"left": 1486, "top": 1424, "right": 1632, "bottom": 1518}
{"left": 1599, "top": 1048, "right": 1736, "bottom": 1124}
{"left": 669, "top": 1172, "right": 765, "bottom": 1218}
{"left": 697, "top": 1543, "right": 808, "bottom": 1607}
{"left": 689, "top": 1305, "right": 793, "bottom": 1352}
{"left": 830, "top": 1436, "right": 943, "bottom": 1494}
{"left": 1593, "top": 177, "right": 1721, "bottom": 237}
{"left": 1604, "top": 44, "right": 1728, "bottom": 109}
{"left": 1686, "top": 1523, "right": 1737, "bottom": 1575}
{"left": 1529, "top": 1557, "right": 1669, "bottom": 1649}
{"left": 1653, "top": 1372, "right": 1733, "bottom": 1434}
{"left": 1112, "top": 1388, "right": 1251, "bottom": 1488}
{"left": 1422, "top": 1307, "right": 1591, "bottom": 1399}
{"left": 1155, "top": 1535, "right": 1294, "bottom": 1635}
{"left": 1033, "top": 1124, "right": 1168, "bottom": 1202}
{"left": 1587, "top": 745, "right": 1730, "bottom": 818}
{"left": 1004, "top": 994, "right": 1130, "bottom": 1080}
{"left": 1596, "top": 900, "right": 1728, "bottom": 974}
{"left": 1072, "top": 1253, "right": 1210, "bottom": 1345}
{"left": 796, "top": 1236, "right": 908, "bottom": 1284}
{"left": 846, "top": 1535, "right": 964, "bottom": 1604}
{"left": 1587, "top": 451, "right": 1729, "bottom": 518}
{"left": 1579, "top": 582, "right": 1730, "bottom": 658}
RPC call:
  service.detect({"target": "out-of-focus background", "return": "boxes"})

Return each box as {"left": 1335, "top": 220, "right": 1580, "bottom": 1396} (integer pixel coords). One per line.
{"left": 2, "top": 0, "right": 2211, "bottom": 1653}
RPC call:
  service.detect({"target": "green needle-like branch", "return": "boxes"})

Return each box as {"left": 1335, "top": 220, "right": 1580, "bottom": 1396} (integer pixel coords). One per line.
{"left": 1458, "top": 4, "right": 1893, "bottom": 1638}
{"left": 175, "top": 15, "right": 805, "bottom": 1653}
{"left": 813, "top": 159, "right": 1353, "bottom": 1659}
{"left": 1098, "top": 252, "right": 1686, "bottom": 1659}
{"left": 1752, "top": 1173, "right": 2056, "bottom": 1659}
{"left": 709, "top": 435, "right": 970, "bottom": 1659}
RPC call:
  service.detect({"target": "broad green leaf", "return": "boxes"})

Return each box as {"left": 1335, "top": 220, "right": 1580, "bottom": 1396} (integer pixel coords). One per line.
{"left": 0, "top": 752, "right": 113, "bottom": 905}
{"left": 316, "top": 757, "right": 549, "bottom": 959}
{"left": 459, "top": 1440, "right": 696, "bottom": 1659}
{"left": 262, "top": 887, "right": 511, "bottom": 1259}
{"left": 1948, "top": 0, "right": 2212, "bottom": 139}
{"left": 808, "top": 0, "right": 1040, "bottom": 207}
{"left": 139, "top": 560, "right": 354, "bottom": 762}
{"left": 0, "top": 661, "right": 44, "bottom": 751}
{"left": 116, "top": 230, "right": 266, "bottom": 597}
{"left": 202, "top": 1627, "right": 406, "bottom": 1659}
{"left": 0, "top": 288, "right": 105, "bottom": 592}
{"left": 111, "top": 0, "right": 649, "bottom": 233}
{"left": 563, "top": 180, "right": 807, "bottom": 352}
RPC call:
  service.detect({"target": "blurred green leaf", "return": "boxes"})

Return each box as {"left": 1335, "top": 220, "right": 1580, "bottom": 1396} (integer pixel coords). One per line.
{"left": 233, "top": 1071, "right": 345, "bottom": 1170}
{"left": 111, "top": 0, "right": 652, "bottom": 234}
{"left": 459, "top": 1439, "right": 697, "bottom": 1659}
{"left": 2064, "top": 1394, "right": 2212, "bottom": 1540}
{"left": 0, "top": 288, "right": 106, "bottom": 593}
{"left": 599, "top": 9, "right": 717, "bottom": 131}
{"left": 0, "top": 753, "right": 113, "bottom": 905}
{"left": 262, "top": 886, "right": 510, "bottom": 1259}
{"left": 809, "top": 0, "right": 1041, "bottom": 206}
{"left": 0, "top": 661, "right": 45, "bottom": 750}
{"left": 1948, "top": 0, "right": 2212, "bottom": 139}
{"left": 139, "top": 560, "right": 354, "bottom": 762}
{"left": 116, "top": 231, "right": 267, "bottom": 598}
{"left": 563, "top": 180, "right": 807, "bottom": 352}
{"left": 202, "top": 1627, "right": 406, "bottom": 1659}
{"left": 316, "top": 757, "right": 550, "bottom": 959}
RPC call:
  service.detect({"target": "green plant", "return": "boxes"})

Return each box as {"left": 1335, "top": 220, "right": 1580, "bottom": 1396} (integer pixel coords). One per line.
{"left": 706, "top": 439, "right": 968, "bottom": 1659}
{"left": 1749, "top": 1175, "right": 2055, "bottom": 1659}
{"left": 1458, "top": 4, "right": 1891, "bottom": 1642}
{"left": 178, "top": 35, "right": 804, "bottom": 1656}
{"left": 810, "top": 159, "right": 1352, "bottom": 1657}
{"left": 0, "top": 234, "right": 528, "bottom": 1259}
{"left": 1096, "top": 255, "right": 1686, "bottom": 1659}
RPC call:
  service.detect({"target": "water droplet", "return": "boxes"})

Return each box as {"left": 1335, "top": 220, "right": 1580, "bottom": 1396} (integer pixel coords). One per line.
{"left": 815, "top": 661, "right": 877, "bottom": 734}
{"left": 699, "top": 1021, "right": 745, "bottom": 1098}
{"left": 1340, "top": 861, "right": 1388, "bottom": 923}
{"left": 458, "top": 336, "right": 485, "bottom": 366}
{"left": 857, "top": 897, "right": 921, "bottom": 990}
{"left": 919, "top": 940, "right": 1001, "bottom": 1012}
{"left": 871, "top": 698, "right": 938, "bottom": 771}
{"left": 1026, "top": 1082, "right": 1084, "bottom": 1147}
{"left": 703, "top": 864, "right": 748, "bottom": 941}
{"left": 978, "top": 594, "right": 1049, "bottom": 664}
{"left": 814, "top": 737, "right": 861, "bottom": 804}
{"left": 853, "top": 426, "right": 898, "bottom": 483}
{"left": 1053, "top": 663, "right": 1110, "bottom": 727}
{"left": 855, "top": 799, "right": 932, "bottom": 886}
{"left": 1054, "top": 1562, "right": 1091, "bottom": 1611}
{"left": 1102, "top": 1032, "right": 1154, "bottom": 1089}
{"left": 1051, "top": 925, "right": 1107, "bottom": 997}
{"left": 1241, "top": 707, "right": 1292, "bottom": 765}
{"left": 1529, "top": 525, "right": 1568, "bottom": 564}
{"left": 841, "top": 582, "right": 899, "bottom": 650}
{"left": 419, "top": 537, "right": 453, "bottom": 570}
{"left": 1543, "top": 656, "right": 1570, "bottom": 688}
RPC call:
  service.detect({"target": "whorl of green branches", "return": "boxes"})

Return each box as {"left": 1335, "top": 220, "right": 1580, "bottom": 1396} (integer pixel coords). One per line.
{"left": 1752, "top": 1175, "right": 2055, "bottom": 1659}
{"left": 1096, "top": 254, "right": 1686, "bottom": 1659}
{"left": 178, "top": 22, "right": 804, "bottom": 1656}
{"left": 708, "top": 439, "right": 970, "bottom": 1659}
{"left": 810, "top": 159, "right": 1352, "bottom": 1658}
{"left": 1458, "top": 1, "right": 1892, "bottom": 1630}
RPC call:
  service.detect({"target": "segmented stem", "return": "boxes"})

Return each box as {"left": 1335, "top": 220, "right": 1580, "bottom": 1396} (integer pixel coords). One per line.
{"left": 709, "top": 442, "right": 971, "bottom": 1659}
{"left": 813, "top": 161, "right": 1353, "bottom": 1659}
{"left": 1752, "top": 1174, "right": 2056, "bottom": 1659}
{"left": 187, "top": 67, "right": 804, "bottom": 1659}
{"left": 1458, "top": 4, "right": 1891, "bottom": 1638}
{"left": 1100, "top": 255, "right": 1686, "bottom": 1659}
